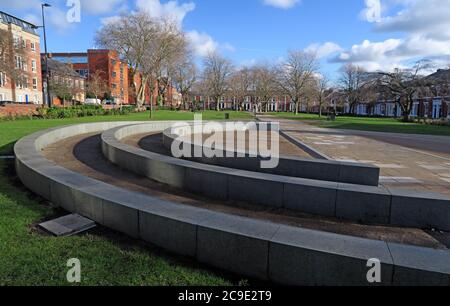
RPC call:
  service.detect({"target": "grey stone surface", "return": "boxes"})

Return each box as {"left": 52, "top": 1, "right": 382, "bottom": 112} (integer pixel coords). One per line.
{"left": 15, "top": 159, "right": 52, "bottom": 200}
{"left": 269, "top": 225, "right": 394, "bottom": 286}
{"left": 283, "top": 180, "right": 338, "bottom": 217}
{"left": 163, "top": 128, "right": 380, "bottom": 186}
{"left": 184, "top": 166, "right": 229, "bottom": 200}
{"left": 338, "top": 161, "right": 380, "bottom": 187}
{"left": 197, "top": 226, "right": 269, "bottom": 280}
{"left": 388, "top": 242, "right": 450, "bottom": 286}
{"left": 227, "top": 171, "right": 284, "bottom": 207}
{"left": 336, "top": 184, "right": 391, "bottom": 224}
{"left": 139, "top": 211, "right": 197, "bottom": 257}
{"left": 72, "top": 185, "right": 104, "bottom": 223}
{"left": 389, "top": 188, "right": 450, "bottom": 231}
{"left": 39, "top": 214, "right": 96, "bottom": 237}
{"left": 102, "top": 198, "right": 139, "bottom": 238}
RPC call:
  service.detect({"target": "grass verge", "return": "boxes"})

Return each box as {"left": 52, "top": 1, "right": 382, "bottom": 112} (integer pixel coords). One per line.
{"left": 267, "top": 112, "right": 450, "bottom": 136}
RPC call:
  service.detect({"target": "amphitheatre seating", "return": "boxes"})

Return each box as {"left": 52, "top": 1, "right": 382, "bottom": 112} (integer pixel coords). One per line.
{"left": 102, "top": 123, "right": 450, "bottom": 231}
{"left": 161, "top": 124, "right": 380, "bottom": 186}
{"left": 14, "top": 121, "right": 450, "bottom": 285}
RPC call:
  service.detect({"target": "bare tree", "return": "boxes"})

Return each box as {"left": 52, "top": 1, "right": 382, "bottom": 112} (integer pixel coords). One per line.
{"left": 378, "top": 60, "right": 429, "bottom": 121}
{"left": 86, "top": 70, "right": 108, "bottom": 101}
{"left": 229, "top": 67, "right": 252, "bottom": 111}
{"left": 96, "top": 12, "right": 159, "bottom": 110}
{"left": 154, "top": 19, "right": 189, "bottom": 108}
{"left": 173, "top": 53, "right": 197, "bottom": 110}
{"left": 312, "top": 75, "right": 330, "bottom": 117}
{"left": 338, "top": 64, "right": 373, "bottom": 115}
{"left": 276, "top": 51, "right": 319, "bottom": 115}
{"left": 202, "top": 52, "right": 233, "bottom": 111}
{"left": 252, "top": 65, "right": 277, "bottom": 113}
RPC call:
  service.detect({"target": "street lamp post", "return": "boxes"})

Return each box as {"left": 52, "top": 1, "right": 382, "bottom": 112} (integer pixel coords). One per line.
{"left": 41, "top": 3, "right": 51, "bottom": 107}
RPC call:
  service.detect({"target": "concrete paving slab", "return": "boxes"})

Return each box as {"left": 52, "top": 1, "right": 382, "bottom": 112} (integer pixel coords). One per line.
{"left": 39, "top": 214, "right": 96, "bottom": 237}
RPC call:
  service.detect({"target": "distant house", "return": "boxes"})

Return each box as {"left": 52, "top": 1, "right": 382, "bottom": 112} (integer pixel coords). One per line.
{"left": 41, "top": 58, "right": 85, "bottom": 106}
{"left": 348, "top": 69, "right": 450, "bottom": 119}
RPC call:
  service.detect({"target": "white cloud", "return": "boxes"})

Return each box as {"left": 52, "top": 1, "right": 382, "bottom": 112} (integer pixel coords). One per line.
{"left": 136, "top": 0, "right": 195, "bottom": 26}
{"left": 335, "top": 0, "right": 450, "bottom": 71}
{"left": 305, "top": 42, "right": 342, "bottom": 58}
{"left": 186, "top": 30, "right": 219, "bottom": 57}
{"left": 80, "top": 0, "right": 126, "bottom": 15}
{"left": 263, "top": 0, "right": 300, "bottom": 9}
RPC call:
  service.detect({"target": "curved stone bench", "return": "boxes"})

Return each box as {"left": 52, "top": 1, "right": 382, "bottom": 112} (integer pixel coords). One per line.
{"left": 162, "top": 123, "right": 380, "bottom": 186}
{"left": 103, "top": 123, "right": 450, "bottom": 231}
{"left": 14, "top": 122, "right": 450, "bottom": 285}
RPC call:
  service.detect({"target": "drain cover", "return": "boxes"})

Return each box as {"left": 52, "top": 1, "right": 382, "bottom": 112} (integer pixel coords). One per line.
{"left": 39, "top": 214, "right": 96, "bottom": 237}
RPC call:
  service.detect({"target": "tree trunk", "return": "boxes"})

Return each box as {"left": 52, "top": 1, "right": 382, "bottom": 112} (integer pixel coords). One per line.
{"left": 137, "top": 75, "right": 148, "bottom": 109}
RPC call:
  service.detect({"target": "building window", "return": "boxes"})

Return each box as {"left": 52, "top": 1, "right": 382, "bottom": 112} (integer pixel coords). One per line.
{"left": 0, "top": 72, "right": 6, "bottom": 87}
{"left": 0, "top": 93, "right": 4, "bottom": 101}
{"left": 32, "top": 78, "right": 38, "bottom": 90}
{"left": 112, "top": 83, "right": 117, "bottom": 89}
{"left": 16, "top": 77, "right": 28, "bottom": 89}
{"left": 31, "top": 60, "right": 37, "bottom": 72}
{"left": 30, "top": 42, "right": 36, "bottom": 51}
{"left": 112, "top": 71, "right": 117, "bottom": 78}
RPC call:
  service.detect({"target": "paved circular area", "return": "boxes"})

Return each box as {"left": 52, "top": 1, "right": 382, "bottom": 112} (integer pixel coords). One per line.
{"left": 15, "top": 122, "right": 450, "bottom": 285}
{"left": 41, "top": 132, "right": 448, "bottom": 248}
{"left": 265, "top": 117, "right": 450, "bottom": 197}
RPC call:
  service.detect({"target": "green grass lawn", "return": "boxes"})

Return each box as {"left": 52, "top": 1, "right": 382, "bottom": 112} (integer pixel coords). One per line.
{"left": 267, "top": 112, "right": 450, "bottom": 136}
{"left": 0, "top": 110, "right": 252, "bottom": 286}
{"left": 0, "top": 110, "right": 252, "bottom": 155}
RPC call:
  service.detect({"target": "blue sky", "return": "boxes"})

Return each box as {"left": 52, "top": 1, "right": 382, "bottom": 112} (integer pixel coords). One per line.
{"left": 1, "top": 0, "right": 450, "bottom": 80}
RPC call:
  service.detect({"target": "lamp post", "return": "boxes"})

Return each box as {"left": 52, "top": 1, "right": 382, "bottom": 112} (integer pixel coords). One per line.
{"left": 41, "top": 3, "right": 51, "bottom": 107}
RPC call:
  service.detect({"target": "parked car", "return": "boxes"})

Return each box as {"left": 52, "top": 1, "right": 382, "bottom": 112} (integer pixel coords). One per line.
{"left": 84, "top": 98, "right": 102, "bottom": 105}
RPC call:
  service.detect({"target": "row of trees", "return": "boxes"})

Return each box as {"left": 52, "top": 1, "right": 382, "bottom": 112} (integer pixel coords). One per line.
{"left": 338, "top": 61, "right": 450, "bottom": 121}
{"left": 94, "top": 12, "right": 331, "bottom": 116}
{"left": 200, "top": 51, "right": 332, "bottom": 115}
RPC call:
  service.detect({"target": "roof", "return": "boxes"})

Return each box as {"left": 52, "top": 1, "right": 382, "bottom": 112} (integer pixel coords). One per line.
{"left": 44, "top": 58, "right": 85, "bottom": 79}
{"left": 425, "top": 69, "right": 450, "bottom": 83}
{"left": 0, "top": 11, "right": 38, "bottom": 35}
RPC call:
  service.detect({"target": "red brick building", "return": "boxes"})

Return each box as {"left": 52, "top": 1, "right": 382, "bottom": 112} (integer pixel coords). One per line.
{"left": 128, "top": 71, "right": 182, "bottom": 108}
{"left": 48, "top": 50, "right": 129, "bottom": 105}
{"left": 0, "top": 11, "right": 43, "bottom": 104}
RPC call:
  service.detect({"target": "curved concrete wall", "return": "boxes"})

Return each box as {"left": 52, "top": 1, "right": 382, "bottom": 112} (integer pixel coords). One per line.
{"left": 161, "top": 125, "right": 380, "bottom": 186}
{"left": 14, "top": 122, "right": 450, "bottom": 285}
{"left": 103, "top": 123, "right": 450, "bottom": 231}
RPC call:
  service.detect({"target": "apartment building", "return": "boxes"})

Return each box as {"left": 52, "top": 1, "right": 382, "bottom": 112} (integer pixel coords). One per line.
{"left": 48, "top": 49, "right": 129, "bottom": 105}
{"left": 0, "top": 11, "right": 43, "bottom": 104}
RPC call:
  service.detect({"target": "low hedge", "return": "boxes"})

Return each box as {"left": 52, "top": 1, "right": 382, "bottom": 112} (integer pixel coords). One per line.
{"left": 37, "top": 105, "right": 135, "bottom": 119}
